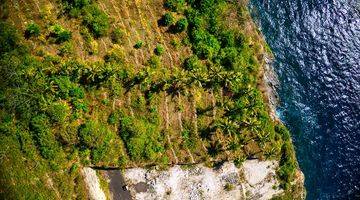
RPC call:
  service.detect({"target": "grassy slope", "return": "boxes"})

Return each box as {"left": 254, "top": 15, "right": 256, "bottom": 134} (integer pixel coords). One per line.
{"left": 0, "top": 0, "right": 302, "bottom": 199}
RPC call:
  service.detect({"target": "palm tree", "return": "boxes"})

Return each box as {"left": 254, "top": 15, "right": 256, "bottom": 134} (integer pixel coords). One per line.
{"left": 215, "top": 118, "right": 239, "bottom": 140}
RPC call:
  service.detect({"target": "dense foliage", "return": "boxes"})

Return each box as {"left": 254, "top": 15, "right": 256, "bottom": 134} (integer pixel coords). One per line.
{"left": 0, "top": 0, "right": 299, "bottom": 198}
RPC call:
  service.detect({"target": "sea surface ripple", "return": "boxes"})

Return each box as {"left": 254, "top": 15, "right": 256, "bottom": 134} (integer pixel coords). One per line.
{"left": 249, "top": 0, "right": 360, "bottom": 199}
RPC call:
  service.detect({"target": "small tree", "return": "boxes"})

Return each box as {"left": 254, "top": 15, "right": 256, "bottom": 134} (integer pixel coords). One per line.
{"left": 154, "top": 44, "right": 164, "bottom": 56}
{"left": 111, "top": 28, "right": 124, "bottom": 44}
{"left": 161, "top": 13, "right": 174, "bottom": 26}
{"left": 175, "top": 18, "right": 188, "bottom": 33}
{"left": 83, "top": 5, "right": 110, "bottom": 38}
{"left": 164, "top": 0, "right": 185, "bottom": 12}
{"left": 49, "top": 24, "right": 72, "bottom": 43}
{"left": 25, "top": 22, "right": 40, "bottom": 38}
{"left": 134, "top": 40, "right": 143, "bottom": 49}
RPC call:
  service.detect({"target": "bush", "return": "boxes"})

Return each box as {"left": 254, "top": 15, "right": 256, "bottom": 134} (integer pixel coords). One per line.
{"left": 83, "top": 5, "right": 110, "bottom": 38}
{"left": 104, "top": 47, "right": 125, "bottom": 63}
{"left": 111, "top": 28, "right": 125, "bottom": 44}
{"left": 183, "top": 55, "right": 202, "bottom": 71}
{"left": 146, "top": 55, "right": 161, "bottom": 68}
{"left": 278, "top": 142, "right": 296, "bottom": 189}
{"left": 120, "top": 116, "right": 163, "bottom": 161}
{"left": 47, "top": 102, "right": 70, "bottom": 123}
{"left": 134, "top": 40, "right": 143, "bottom": 49}
{"left": 218, "top": 31, "right": 235, "bottom": 47}
{"left": 78, "top": 120, "right": 113, "bottom": 149}
{"left": 0, "top": 22, "right": 19, "bottom": 54}
{"left": 58, "top": 42, "right": 74, "bottom": 56}
{"left": 224, "top": 183, "right": 234, "bottom": 191}
{"left": 275, "top": 123, "right": 291, "bottom": 141}
{"left": 164, "top": 0, "right": 185, "bottom": 12}
{"left": 25, "top": 22, "right": 40, "bottom": 38}
{"left": 218, "top": 47, "right": 238, "bottom": 69}
{"left": 49, "top": 24, "right": 72, "bottom": 43}
{"left": 30, "top": 115, "right": 61, "bottom": 160}
{"left": 154, "top": 44, "right": 164, "bottom": 56}
{"left": 175, "top": 18, "right": 188, "bottom": 33}
{"left": 161, "top": 13, "right": 174, "bottom": 26}
{"left": 191, "top": 30, "right": 220, "bottom": 59}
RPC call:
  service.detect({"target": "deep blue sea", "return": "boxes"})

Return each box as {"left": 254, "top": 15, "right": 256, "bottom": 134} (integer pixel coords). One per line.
{"left": 249, "top": 0, "right": 360, "bottom": 199}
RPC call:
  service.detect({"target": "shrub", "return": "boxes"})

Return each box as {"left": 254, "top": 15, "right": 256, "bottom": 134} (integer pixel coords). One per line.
{"left": 183, "top": 55, "right": 202, "bottom": 71}
{"left": 278, "top": 142, "right": 296, "bottom": 189}
{"left": 224, "top": 183, "right": 234, "bottom": 191}
{"left": 146, "top": 55, "right": 161, "bottom": 68}
{"left": 104, "top": 47, "right": 125, "bottom": 63}
{"left": 69, "top": 87, "right": 85, "bottom": 99}
{"left": 62, "top": 0, "right": 89, "bottom": 17}
{"left": 111, "top": 28, "right": 125, "bottom": 44}
{"left": 191, "top": 31, "right": 220, "bottom": 59}
{"left": 120, "top": 116, "right": 163, "bottom": 161}
{"left": 58, "top": 42, "right": 74, "bottom": 56}
{"left": 154, "top": 44, "right": 165, "bottom": 56}
{"left": 30, "top": 115, "right": 61, "bottom": 160}
{"left": 83, "top": 5, "right": 110, "bottom": 38}
{"left": 161, "top": 12, "right": 174, "bottom": 26}
{"left": 218, "top": 47, "right": 238, "bottom": 69}
{"left": 170, "top": 39, "right": 180, "bottom": 49}
{"left": 218, "top": 31, "right": 235, "bottom": 47}
{"left": 49, "top": 24, "right": 72, "bottom": 43}
{"left": 175, "top": 18, "right": 188, "bottom": 33}
{"left": 164, "top": 0, "right": 185, "bottom": 12}
{"left": 134, "top": 40, "right": 143, "bottom": 49}
{"left": 78, "top": 120, "right": 112, "bottom": 149}
{"left": 53, "top": 76, "right": 75, "bottom": 99}
{"left": 25, "top": 22, "right": 40, "bottom": 38}
{"left": 0, "top": 22, "right": 19, "bottom": 55}
{"left": 47, "top": 102, "right": 70, "bottom": 123}
{"left": 275, "top": 123, "right": 291, "bottom": 141}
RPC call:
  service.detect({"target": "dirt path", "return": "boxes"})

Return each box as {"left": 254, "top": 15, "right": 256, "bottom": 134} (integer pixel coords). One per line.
{"left": 106, "top": 170, "right": 132, "bottom": 200}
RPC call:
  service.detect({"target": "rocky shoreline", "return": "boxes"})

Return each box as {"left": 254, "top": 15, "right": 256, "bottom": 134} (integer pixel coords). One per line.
{"left": 262, "top": 53, "right": 306, "bottom": 199}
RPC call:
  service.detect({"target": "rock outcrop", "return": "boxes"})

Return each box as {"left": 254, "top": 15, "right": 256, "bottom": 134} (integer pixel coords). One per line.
{"left": 121, "top": 160, "right": 282, "bottom": 200}
{"left": 82, "top": 167, "right": 107, "bottom": 200}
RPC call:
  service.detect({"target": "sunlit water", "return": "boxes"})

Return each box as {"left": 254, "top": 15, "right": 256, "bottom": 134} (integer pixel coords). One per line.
{"left": 249, "top": 0, "right": 360, "bottom": 199}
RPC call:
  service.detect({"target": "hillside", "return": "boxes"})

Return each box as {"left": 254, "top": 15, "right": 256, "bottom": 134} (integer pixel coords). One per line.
{"left": 0, "top": 0, "right": 303, "bottom": 199}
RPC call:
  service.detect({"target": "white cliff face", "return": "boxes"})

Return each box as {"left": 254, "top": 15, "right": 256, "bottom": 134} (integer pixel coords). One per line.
{"left": 82, "top": 167, "right": 107, "bottom": 200}
{"left": 122, "top": 160, "right": 283, "bottom": 200}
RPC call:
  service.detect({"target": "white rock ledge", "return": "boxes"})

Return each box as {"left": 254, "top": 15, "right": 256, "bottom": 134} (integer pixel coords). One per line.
{"left": 82, "top": 167, "right": 107, "bottom": 200}
{"left": 123, "top": 160, "right": 282, "bottom": 200}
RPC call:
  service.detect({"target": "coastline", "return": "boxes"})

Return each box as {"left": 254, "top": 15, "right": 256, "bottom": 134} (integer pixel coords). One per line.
{"left": 81, "top": 2, "right": 306, "bottom": 199}
{"left": 262, "top": 53, "right": 306, "bottom": 199}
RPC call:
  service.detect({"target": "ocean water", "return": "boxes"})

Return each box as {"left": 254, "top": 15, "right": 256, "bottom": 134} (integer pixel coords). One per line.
{"left": 249, "top": 0, "right": 360, "bottom": 199}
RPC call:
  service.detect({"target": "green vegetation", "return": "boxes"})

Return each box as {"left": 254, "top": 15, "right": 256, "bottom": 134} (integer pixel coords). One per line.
{"left": 161, "top": 12, "right": 175, "bottom": 26}
{"left": 82, "top": 5, "right": 110, "bottom": 38}
{"left": 164, "top": 0, "right": 185, "bottom": 12}
{"left": 25, "top": 22, "right": 40, "bottom": 38}
{"left": 49, "top": 24, "right": 72, "bottom": 43}
{"left": 111, "top": 28, "right": 125, "bottom": 44}
{"left": 134, "top": 40, "right": 144, "bottom": 49}
{"left": 154, "top": 44, "right": 165, "bottom": 55}
{"left": 174, "top": 18, "right": 188, "bottom": 33}
{"left": 0, "top": 0, "right": 301, "bottom": 198}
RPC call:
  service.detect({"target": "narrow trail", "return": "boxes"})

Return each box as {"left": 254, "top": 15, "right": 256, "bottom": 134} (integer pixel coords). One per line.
{"left": 164, "top": 93, "right": 179, "bottom": 164}
{"left": 177, "top": 92, "right": 195, "bottom": 163}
